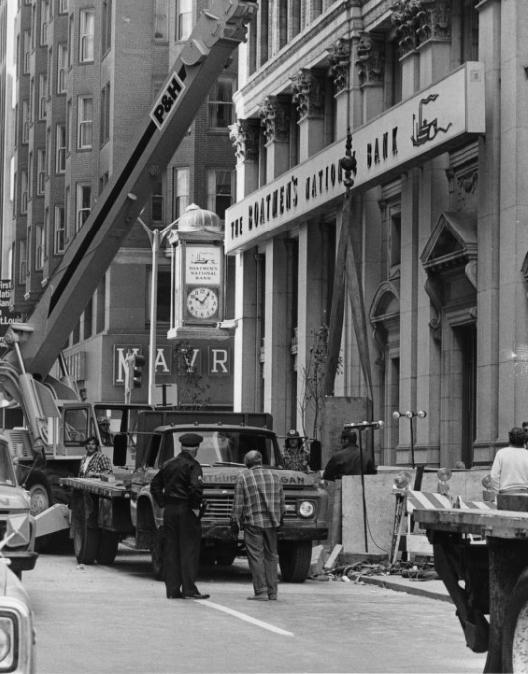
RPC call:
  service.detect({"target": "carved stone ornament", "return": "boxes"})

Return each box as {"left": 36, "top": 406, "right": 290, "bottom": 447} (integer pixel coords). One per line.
{"left": 328, "top": 37, "right": 352, "bottom": 95}
{"left": 355, "top": 33, "right": 385, "bottom": 86}
{"left": 391, "top": 0, "right": 451, "bottom": 58}
{"left": 291, "top": 69, "right": 324, "bottom": 120}
{"left": 259, "top": 96, "right": 291, "bottom": 144}
{"left": 228, "top": 118, "right": 260, "bottom": 162}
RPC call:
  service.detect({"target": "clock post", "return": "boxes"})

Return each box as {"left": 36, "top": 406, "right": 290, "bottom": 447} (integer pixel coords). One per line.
{"left": 166, "top": 204, "right": 234, "bottom": 409}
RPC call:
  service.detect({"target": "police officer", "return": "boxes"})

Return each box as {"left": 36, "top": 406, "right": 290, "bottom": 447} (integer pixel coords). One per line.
{"left": 150, "top": 433, "right": 210, "bottom": 600}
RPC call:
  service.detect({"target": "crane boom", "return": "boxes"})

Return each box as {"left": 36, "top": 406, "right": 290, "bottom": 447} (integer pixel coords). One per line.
{"left": 18, "top": 0, "right": 257, "bottom": 377}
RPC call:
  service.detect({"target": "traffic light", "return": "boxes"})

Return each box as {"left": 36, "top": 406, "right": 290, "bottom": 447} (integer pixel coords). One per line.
{"left": 132, "top": 353, "right": 146, "bottom": 388}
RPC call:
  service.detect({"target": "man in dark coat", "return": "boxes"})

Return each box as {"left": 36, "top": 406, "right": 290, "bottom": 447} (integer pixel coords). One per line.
{"left": 150, "top": 433, "right": 209, "bottom": 600}
{"left": 323, "top": 429, "right": 377, "bottom": 480}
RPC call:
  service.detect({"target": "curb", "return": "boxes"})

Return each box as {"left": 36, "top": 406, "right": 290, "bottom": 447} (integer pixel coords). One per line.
{"left": 358, "top": 575, "right": 452, "bottom": 604}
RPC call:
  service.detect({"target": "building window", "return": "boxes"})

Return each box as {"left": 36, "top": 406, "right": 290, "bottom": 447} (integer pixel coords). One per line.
{"left": 76, "top": 183, "right": 91, "bottom": 231}
{"left": 35, "top": 224, "right": 44, "bottom": 270}
{"left": 102, "top": 0, "right": 112, "bottom": 54}
{"left": 176, "top": 0, "right": 192, "bottom": 41}
{"left": 79, "top": 9, "right": 95, "bottom": 62}
{"left": 37, "top": 149, "right": 46, "bottom": 195}
{"left": 172, "top": 167, "right": 189, "bottom": 220}
{"left": 154, "top": 0, "right": 168, "bottom": 40}
{"left": 100, "top": 83, "right": 110, "bottom": 147}
{"left": 21, "top": 171, "right": 28, "bottom": 214}
{"left": 57, "top": 43, "right": 67, "bottom": 93}
{"left": 152, "top": 180, "right": 163, "bottom": 222}
{"left": 56, "top": 124, "right": 66, "bottom": 173}
{"left": 461, "top": 0, "right": 479, "bottom": 63}
{"left": 68, "top": 14, "right": 74, "bottom": 67}
{"left": 23, "top": 30, "right": 30, "bottom": 74}
{"left": 390, "top": 211, "right": 401, "bottom": 270}
{"left": 58, "top": 0, "right": 68, "bottom": 14}
{"left": 38, "top": 74, "right": 47, "bottom": 120}
{"left": 207, "top": 169, "right": 233, "bottom": 220}
{"left": 40, "top": 0, "right": 49, "bottom": 46}
{"left": 18, "top": 241, "right": 27, "bottom": 284}
{"left": 77, "top": 96, "right": 93, "bottom": 149}
{"left": 208, "top": 77, "right": 234, "bottom": 129}
{"left": 147, "top": 269, "right": 171, "bottom": 323}
{"left": 21, "top": 100, "right": 30, "bottom": 143}
{"left": 54, "top": 205, "right": 65, "bottom": 253}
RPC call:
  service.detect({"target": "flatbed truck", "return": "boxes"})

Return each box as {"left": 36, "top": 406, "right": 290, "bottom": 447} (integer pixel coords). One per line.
{"left": 414, "top": 493, "right": 528, "bottom": 673}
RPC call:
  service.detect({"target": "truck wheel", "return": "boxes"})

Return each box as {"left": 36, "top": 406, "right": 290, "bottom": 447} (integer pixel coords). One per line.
{"left": 96, "top": 531, "right": 119, "bottom": 565}
{"left": 28, "top": 483, "right": 51, "bottom": 516}
{"left": 151, "top": 527, "right": 165, "bottom": 580}
{"left": 215, "top": 545, "right": 237, "bottom": 566}
{"left": 502, "top": 568, "right": 528, "bottom": 672}
{"left": 278, "top": 541, "right": 312, "bottom": 583}
{"left": 29, "top": 482, "right": 53, "bottom": 553}
{"left": 71, "top": 493, "right": 100, "bottom": 565}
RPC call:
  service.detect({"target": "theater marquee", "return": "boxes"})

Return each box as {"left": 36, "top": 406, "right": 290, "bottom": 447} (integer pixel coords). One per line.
{"left": 225, "top": 61, "right": 485, "bottom": 254}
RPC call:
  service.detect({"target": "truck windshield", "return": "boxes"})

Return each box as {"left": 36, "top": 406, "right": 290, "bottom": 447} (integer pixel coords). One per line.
{"left": 169, "top": 430, "right": 279, "bottom": 467}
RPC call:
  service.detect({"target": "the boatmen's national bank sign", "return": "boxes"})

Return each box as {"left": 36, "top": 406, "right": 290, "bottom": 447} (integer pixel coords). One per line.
{"left": 225, "top": 61, "right": 485, "bottom": 254}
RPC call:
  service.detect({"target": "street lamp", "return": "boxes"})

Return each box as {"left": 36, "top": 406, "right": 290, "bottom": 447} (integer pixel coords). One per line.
{"left": 392, "top": 409, "right": 427, "bottom": 468}
{"left": 137, "top": 215, "right": 180, "bottom": 407}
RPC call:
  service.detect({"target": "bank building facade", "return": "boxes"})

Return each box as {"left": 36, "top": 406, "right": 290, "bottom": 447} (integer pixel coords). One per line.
{"left": 226, "top": 0, "right": 524, "bottom": 469}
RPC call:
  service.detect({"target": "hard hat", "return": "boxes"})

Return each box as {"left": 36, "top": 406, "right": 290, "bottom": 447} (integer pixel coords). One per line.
{"left": 286, "top": 429, "right": 300, "bottom": 439}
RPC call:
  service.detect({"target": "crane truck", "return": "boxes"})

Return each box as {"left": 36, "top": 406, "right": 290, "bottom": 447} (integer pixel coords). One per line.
{"left": 0, "top": 1, "right": 260, "bottom": 542}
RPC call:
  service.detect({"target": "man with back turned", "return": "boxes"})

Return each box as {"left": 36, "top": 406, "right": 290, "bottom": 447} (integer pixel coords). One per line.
{"left": 150, "top": 432, "right": 209, "bottom": 600}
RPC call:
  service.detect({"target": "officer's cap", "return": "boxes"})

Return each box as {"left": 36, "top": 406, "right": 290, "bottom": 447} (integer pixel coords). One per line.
{"left": 179, "top": 433, "right": 203, "bottom": 447}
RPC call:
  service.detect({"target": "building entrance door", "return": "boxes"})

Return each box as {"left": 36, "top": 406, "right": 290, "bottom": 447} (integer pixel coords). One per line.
{"left": 454, "top": 323, "right": 477, "bottom": 467}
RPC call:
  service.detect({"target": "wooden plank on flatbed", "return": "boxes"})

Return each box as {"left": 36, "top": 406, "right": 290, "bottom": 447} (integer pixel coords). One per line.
{"left": 60, "top": 477, "right": 130, "bottom": 499}
{"left": 415, "top": 507, "right": 528, "bottom": 540}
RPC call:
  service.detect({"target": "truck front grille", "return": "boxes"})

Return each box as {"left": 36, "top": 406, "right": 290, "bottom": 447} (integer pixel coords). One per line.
{"left": 203, "top": 495, "right": 300, "bottom": 520}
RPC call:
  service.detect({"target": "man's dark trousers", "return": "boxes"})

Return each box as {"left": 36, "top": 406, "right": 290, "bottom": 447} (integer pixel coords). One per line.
{"left": 163, "top": 501, "right": 201, "bottom": 596}
{"left": 244, "top": 524, "right": 279, "bottom": 597}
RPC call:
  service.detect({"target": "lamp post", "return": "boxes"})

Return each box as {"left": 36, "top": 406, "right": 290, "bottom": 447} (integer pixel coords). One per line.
{"left": 137, "top": 216, "right": 180, "bottom": 407}
{"left": 343, "top": 420, "right": 384, "bottom": 552}
{"left": 392, "top": 410, "right": 427, "bottom": 468}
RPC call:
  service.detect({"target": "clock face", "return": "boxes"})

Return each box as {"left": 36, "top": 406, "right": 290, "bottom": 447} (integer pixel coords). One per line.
{"left": 186, "top": 287, "right": 219, "bottom": 320}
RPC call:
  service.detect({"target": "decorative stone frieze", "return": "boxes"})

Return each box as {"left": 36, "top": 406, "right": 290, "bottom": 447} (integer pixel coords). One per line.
{"left": 290, "top": 69, "right": 324, "bottom": 120}
{"left": 328, "top": 37, "right": 352, "bottom": 95}
{"left": 355, "top": 33, "right": 385, "bottom": 86}
{"left": 228, "top": 118, "right": 260, "bottom": 162}
{"left": 391, "top": 0, "right": 451, "bottom": 58}
{"left": 258, "top": 95, "right": 291, "bottom": 144}
{"left": 445, "top": 165, "right": 479, "bottom": 212}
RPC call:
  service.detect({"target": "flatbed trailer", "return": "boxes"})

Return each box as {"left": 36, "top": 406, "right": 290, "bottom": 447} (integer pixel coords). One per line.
{"left": 415, "top": 502, "right": 528, "bottom": 673}
{"left": 61, "top": 476, "right": 135, "bottom": 565}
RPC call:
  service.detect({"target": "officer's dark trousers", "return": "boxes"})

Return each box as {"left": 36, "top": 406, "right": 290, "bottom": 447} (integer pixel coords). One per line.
{"left": 244, "top": 524, "right": 279, "bottom": 597}
{"left": 163, "top": 501, "right": 201, "bottom": 596}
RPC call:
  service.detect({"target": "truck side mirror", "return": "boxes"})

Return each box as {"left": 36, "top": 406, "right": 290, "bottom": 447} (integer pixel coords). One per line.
{"left": 309, "top": 440, "right": 322, "bottom": 472}
{"left": 113, "top": 434, "right": 127, "bottom": 467}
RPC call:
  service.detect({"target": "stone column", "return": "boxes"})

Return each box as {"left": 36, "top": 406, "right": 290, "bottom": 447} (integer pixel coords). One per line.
{"left": 262, "top": 238, "right": 290, "bottom": 432}
{"left": 495, "top": 1, "right": 528, "bottom": 437}
{"left": 291, "top": 69, "right": 325, "bottom": 161}
{"left": 233, "top": 250, "right": 262, "bottom": 413}
{"left": 297, "top": 221, "right": 325, "bottom": 434}
{"left": 229, "top": 118, "right": 260, "bottom": 199}
{"left": 328, "top": 37, "right": 353, "bottom": 139}
{"left": 259, "top": 95, "right": 291, "bottom": 182}
{"left": 355, "top": 32, "right": 385, "bottom": 122}
{"left": 473, "top": 0, "right": 501, "bottom": 461}
{"left": 416, "top": 1, "right": 452, "bottom": 464}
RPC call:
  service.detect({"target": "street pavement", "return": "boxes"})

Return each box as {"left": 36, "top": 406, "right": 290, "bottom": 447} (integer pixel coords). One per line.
{"left": 23, "top": 547, "right": 483, "bottom": 674}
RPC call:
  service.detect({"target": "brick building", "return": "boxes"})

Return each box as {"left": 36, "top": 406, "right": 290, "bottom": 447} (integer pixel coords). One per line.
{"left": 8, "top": 0, "right": 236, "bottom": 406}
{"left": 226, "top": 0, "right": 523, "bottom": 469}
